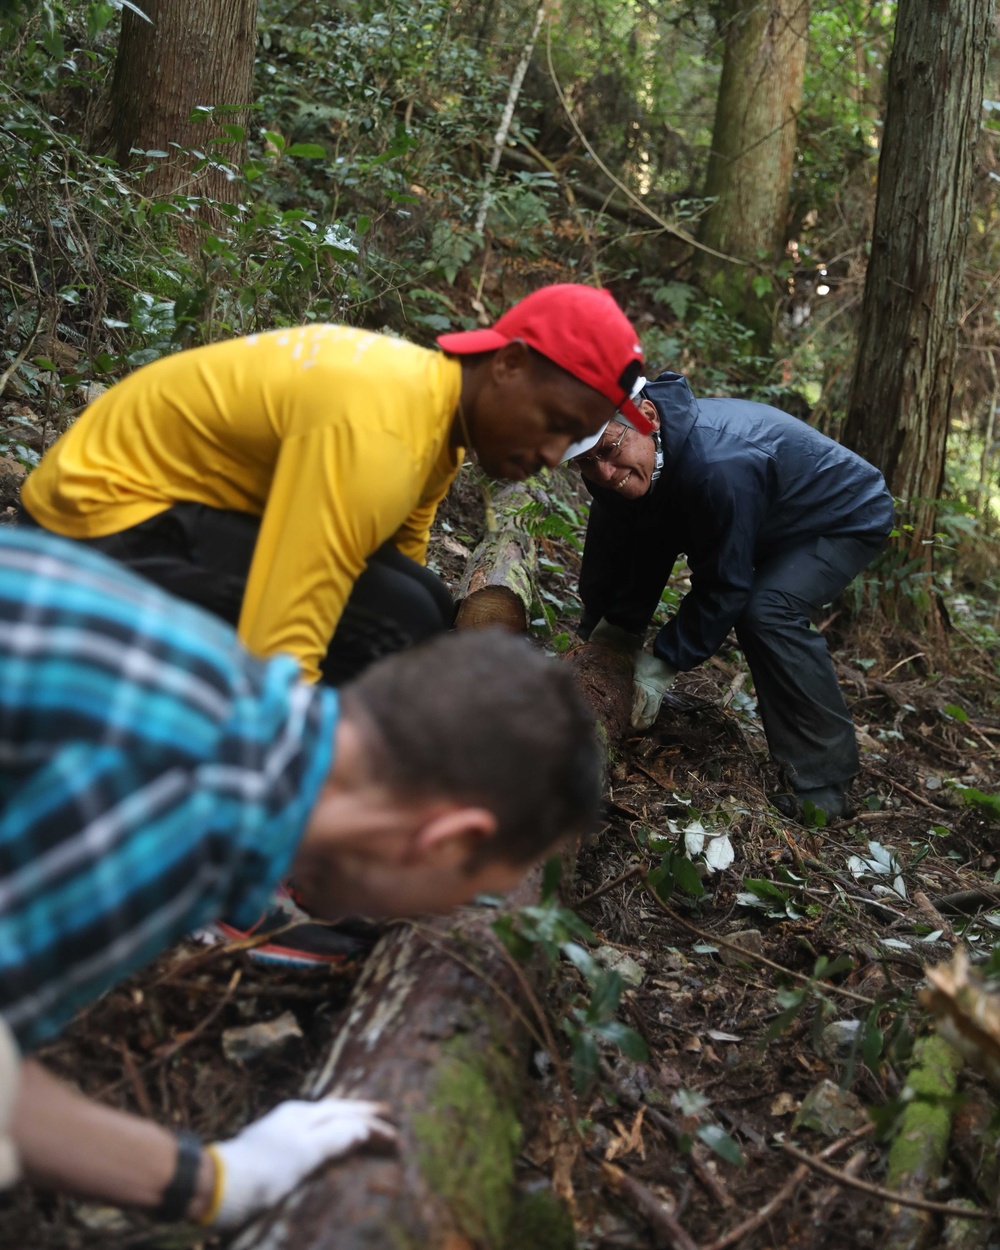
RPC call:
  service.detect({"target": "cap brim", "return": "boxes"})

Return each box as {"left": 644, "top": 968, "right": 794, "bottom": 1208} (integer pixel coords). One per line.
{"left": 436, "top": 327, "right": 510, "bottom": 354}
{"left": 560, "top": 422, "right": 610, "bottom": 464}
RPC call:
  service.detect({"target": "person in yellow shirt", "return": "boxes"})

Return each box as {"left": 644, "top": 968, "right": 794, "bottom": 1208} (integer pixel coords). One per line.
{"left": 21, "top": 283, "right": 651, "bottom": 686}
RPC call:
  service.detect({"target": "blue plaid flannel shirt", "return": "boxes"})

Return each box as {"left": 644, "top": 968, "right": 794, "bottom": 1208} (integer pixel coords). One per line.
{"left": 0, "top": 528, "right": 337, "bottom": 1049}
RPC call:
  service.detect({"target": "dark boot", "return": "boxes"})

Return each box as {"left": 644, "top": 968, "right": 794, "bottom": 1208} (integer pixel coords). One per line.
{"left": 771, "top": 785, "right": 852, "bottom": 824}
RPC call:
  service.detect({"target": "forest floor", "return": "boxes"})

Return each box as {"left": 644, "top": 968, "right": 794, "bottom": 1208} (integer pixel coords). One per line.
{"left": 1, "top": 460, "right": 1000, "bottom": 1250}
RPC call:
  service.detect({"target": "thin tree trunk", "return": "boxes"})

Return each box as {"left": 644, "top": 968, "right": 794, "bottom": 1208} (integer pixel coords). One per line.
{"left": 110, "top": 0, "right": 257, "bottom": 201}
{"left": 979, "top": 351, "right": 999, "bottom": 515}
{"left": 841, "top": 0, "right": 992, "bottom": 596}
{"left": 473, "top": 0, "right": 547, "bottom": 235}
{"left": 695, "top": 0, "right": 809, "bottom": 346}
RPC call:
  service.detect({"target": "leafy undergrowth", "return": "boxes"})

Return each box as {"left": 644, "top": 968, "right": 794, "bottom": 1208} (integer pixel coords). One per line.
{"left": 496, "top": 472, "right": 1000, "bottom": 1249}
{"left": 2, "top": 464, "right": 1000, "bottom": 1249}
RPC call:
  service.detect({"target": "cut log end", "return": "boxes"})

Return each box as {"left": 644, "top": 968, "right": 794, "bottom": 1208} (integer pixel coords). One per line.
{"left": 455, "top": 585, "right": 528, "bottom": 632}
{"left": 567, "top": 641, "right": 635, "bottom": 746}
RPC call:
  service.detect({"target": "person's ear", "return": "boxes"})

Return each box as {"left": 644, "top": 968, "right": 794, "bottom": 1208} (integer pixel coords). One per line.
{"left": 409, "top": 806, "right": 498, "bottom": 865}
{"left": 639, "top": 397, "right": 660, "bottom": 430}
{"left": 490, "top": 338, "right": 532, "bottom": 385}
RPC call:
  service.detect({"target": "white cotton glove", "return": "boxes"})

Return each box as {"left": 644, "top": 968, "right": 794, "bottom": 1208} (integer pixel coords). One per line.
{"left": 0, "top": 1018, "right": 21, "bottom": 1188}
{"left": 631, "top": 652, "right": 677, "bottom": 730}
{"left": 208, "top": 1098, "right": 396, "bottom": 1228}
{"left": 589, "top": 616, "right": 643, "bottom": 659}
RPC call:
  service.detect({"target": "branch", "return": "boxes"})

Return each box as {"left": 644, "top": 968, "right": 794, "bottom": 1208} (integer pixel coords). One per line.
{"left": 544, "top": 21, "right": 749, "bottom": 268}
{"left": 474, "top": 0, "right": 547, "bottom": 234}
{"left": 781, "top": 1142, "right": 989, "bottom": 1221}
{"left": 601, "top": 1161, "right": 700, "bottom": 1250}
{"left": 643, "top": 886, "right": 878, "bottom": 1006}
{"left": 700, "top": 1125, "right": 874, "bottom": 1250}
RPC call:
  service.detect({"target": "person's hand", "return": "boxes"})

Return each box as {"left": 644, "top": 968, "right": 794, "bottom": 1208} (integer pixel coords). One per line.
{"left": 631, "top": 653, "right": 677, "bottom": 730}
{"left": 589, "top": 617, "right": 642, "bottom": 660}
{"left": 207, "top": 1098, "right": 396, "bottom": 1227}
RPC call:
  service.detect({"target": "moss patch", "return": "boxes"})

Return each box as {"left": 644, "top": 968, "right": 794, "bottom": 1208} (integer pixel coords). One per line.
{"left": 503, "top": 1189, "right": 576, "bottom": 1250}
{"left": 886, "top": 1034, "right": 964, "bottom": 1185}
{"left": 412, "top": 1038, "right": 522, "bottom": 1248}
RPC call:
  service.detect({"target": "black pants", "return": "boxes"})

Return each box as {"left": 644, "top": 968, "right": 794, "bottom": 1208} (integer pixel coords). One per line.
{"left": 734, "top": 534, "right": 885, "bottom": 792}
{"left": 20, "top": 503, "right": 455, "bottom": 685}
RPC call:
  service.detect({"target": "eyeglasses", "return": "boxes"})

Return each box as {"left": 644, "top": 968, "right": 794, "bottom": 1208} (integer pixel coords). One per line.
{"left": 573, "top": 420, "right": 629, "bottom": 468}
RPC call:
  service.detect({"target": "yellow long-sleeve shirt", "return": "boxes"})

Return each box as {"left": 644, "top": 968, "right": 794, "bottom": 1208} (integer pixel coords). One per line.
{"left": 22, "top": 326, "right": 464, "bottom": 682}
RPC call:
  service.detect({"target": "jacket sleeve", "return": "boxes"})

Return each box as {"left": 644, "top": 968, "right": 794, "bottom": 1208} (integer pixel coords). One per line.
{"left": 652, "top": 450, "right": 772, "bottom": 670}
{"left": 578, "top": 496, "right": 676, "bottom": 639}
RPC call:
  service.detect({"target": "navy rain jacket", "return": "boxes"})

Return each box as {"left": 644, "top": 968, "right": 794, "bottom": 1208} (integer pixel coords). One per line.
{"left": 578, "top": 372, "right": 895, "bottom": 671}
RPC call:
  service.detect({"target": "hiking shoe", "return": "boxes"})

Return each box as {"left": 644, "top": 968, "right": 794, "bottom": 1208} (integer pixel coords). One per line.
{"left": 771, "top": 785, "right": 852, "bottom": 825}
{"left": 204, "top": 886, "right": 381, "bottom": 969}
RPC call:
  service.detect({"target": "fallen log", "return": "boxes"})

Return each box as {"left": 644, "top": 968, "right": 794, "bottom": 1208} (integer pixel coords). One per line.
{"left": 453, "top": 480, "right": 634, "bottom": 741}
{"left": 233, "top": 500, "right": 636, "bottom": 1250}
{"left": 884, "top": 1034, "right": 965, "bottom": 1250}
{"left": 232, "top": 876, "right": 557, "bottom": 1250}
{"left": 453, "top": 482, "right": 537, "bottom": 632}
{"left": 566, "top": 639, "right": 633, "bottom": 749}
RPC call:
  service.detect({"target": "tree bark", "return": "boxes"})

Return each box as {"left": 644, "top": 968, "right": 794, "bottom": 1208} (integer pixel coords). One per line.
{"left": 695, "top": 0, "right": 810, "bottom": 346}
{"left": 841, "top": 0, "right": 992, "bottom": 582}
{"left": 231, "top": 504, "right": 635, "bottom": 1248}
{"left": 110, "top": 0, "right": 257, "bottom": 201}
{"left": 884, "top": 1035, "right": 965, "bottom": 1250}
{"left": 230, "top": 877, "right": 547, "bottom": 1250}
{"left": 454, "top": 483, "right": 538, "bottom": 632}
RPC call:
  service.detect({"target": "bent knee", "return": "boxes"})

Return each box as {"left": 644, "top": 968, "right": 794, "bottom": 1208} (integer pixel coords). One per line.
{"left": 737, "top": 587, "right": 809, "bottom": 636}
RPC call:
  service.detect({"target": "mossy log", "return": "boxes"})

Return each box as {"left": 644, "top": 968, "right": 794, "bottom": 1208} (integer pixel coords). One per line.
{"left": 454, "top": 483, "right": 537, "bottom": 632}
{"left": 231, "top": 875, "right": 549, "bottom": 1250}
{"left": 231, "top": 507, "right": 637, "bottom": 1250}
{"left": 885, "top": 1034, "right": 965, "bottom": 1250}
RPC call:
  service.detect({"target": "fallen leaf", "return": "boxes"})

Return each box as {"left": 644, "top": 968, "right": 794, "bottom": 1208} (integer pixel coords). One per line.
{"left": 770, "top": 1091, "right": 798, "bottom": 1116}
{"left": 604, "top": 1107, "right": 646, "bottom": 1162}
{"left": 922, "top": 949, "right": 1000, "bottom": 1089}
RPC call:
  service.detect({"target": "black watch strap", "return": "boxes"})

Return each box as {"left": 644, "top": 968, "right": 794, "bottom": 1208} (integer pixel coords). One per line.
{"left": 154, "top": 1130, "right": 203, "bottom": 1222}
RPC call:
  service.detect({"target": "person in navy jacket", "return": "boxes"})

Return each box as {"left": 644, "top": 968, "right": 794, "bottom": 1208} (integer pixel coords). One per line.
{"left": 567, "top": 372, "right": 894, "bottom": 821}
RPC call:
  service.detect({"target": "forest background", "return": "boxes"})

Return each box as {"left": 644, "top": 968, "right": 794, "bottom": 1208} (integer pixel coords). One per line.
{"left": 4, "top": 3, "right": 1000, "bottom": 1250}
{"left": 1, "top": 0, "right": 999, "bottom": 631}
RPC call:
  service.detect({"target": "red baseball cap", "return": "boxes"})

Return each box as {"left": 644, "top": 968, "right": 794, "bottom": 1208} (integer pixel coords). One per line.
{"left": 437, "top": 284, "right": 653, "bottom": 435}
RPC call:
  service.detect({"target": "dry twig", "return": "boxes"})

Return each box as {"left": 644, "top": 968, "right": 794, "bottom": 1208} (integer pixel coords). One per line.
{"left": 644, "top": 889, "right": 878, "bottom": 1006}
{"left": 867, "top": 767, "right": 948, "bottom": 813}
{"left": 781, "top": 1143, "right": 990, "bottom": 1220}
{"left": 576, "top": 863, "right": 644, "bottom": 905}
{"left": 699, "top": 1125, "right": 874, "bottom": 1250}
{"left": 601, "top": 1161, "right": 699, "bottom": 1250}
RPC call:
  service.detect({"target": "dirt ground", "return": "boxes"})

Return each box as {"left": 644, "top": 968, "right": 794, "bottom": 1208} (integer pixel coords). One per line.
{"left": 2, "top": 462, "right": 1000, "bottom": 1249}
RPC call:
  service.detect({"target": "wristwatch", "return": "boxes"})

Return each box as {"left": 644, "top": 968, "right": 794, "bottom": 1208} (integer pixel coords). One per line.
{"left": 154, "top": 1130, "right": 203, "bottom": 1222}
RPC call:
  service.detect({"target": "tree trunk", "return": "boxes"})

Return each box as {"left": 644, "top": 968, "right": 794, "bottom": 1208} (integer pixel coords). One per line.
{"left": 110, "top": 0, "right": 257, "bottom": 201}
{"left": 454, "top": 483, "right": 538, "bottom": 632}
{"left": 884, "top": 1035, "right": 965, "bottom": 1250}
{"left": 694, "top": 0, "right": 809, "bottom": 347}
{"left": 841, "top": 0, "right": 991, "bottom": 595}
{"left": 231, "top": 878, "right": 549, "bottom": 1250}
{"left": 232, "top": 512, "right": 635, "bottom": 1248}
